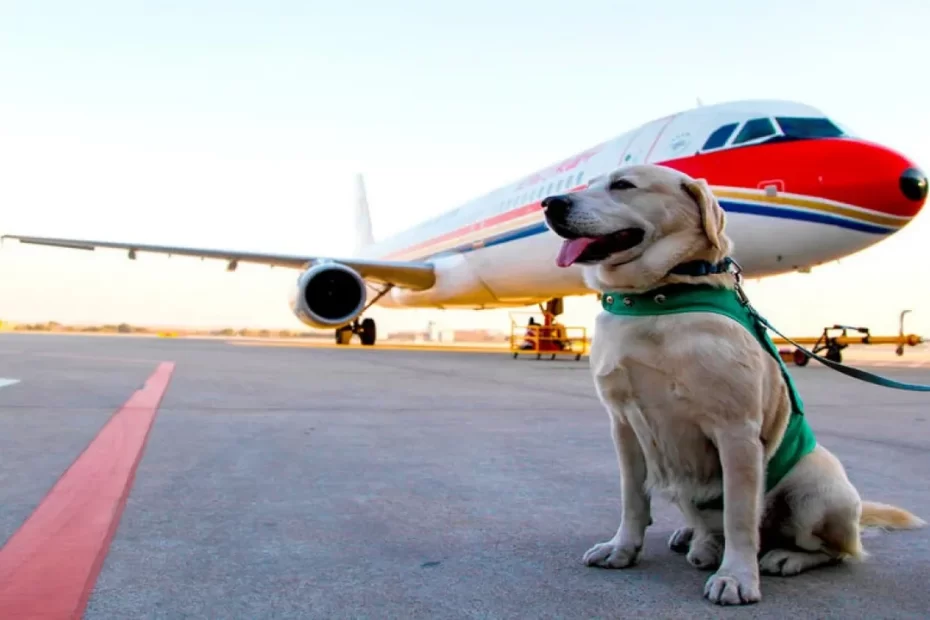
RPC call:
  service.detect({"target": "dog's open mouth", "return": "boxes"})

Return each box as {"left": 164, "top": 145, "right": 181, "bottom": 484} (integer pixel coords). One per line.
{"left": 556, "top": 228, "right": 646, "bottom": 267}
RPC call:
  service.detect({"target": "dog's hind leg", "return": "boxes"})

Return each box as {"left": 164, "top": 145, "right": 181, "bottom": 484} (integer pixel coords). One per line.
{"left": 759, "top": 504, "right": 854, "bottom": 576}
{"left": 669, "top": 502, "right": 724, "bottom": 570}
{"left": 760, "top": 524, "right": 847, "bottom": 576}
{"left": 760, "top": 445, "right": 864, "bottom": 576}
{"left": 668, "top": 525, "right": 692, "bottom": 552}
{"left": 583, "top": 413, "right": 651, "bottom": 569}
{"left": 759, "top": 548, "right": 840, "bottom": 576}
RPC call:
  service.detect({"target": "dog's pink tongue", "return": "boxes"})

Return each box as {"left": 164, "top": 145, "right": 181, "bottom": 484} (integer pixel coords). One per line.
{"left": 556, "top": 238, "right": 596, "bottom": 268}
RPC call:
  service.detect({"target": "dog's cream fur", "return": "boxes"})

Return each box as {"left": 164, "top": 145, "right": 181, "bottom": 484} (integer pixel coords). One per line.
{"left": 544, "top": 164, "right": 925, "bottom": 606}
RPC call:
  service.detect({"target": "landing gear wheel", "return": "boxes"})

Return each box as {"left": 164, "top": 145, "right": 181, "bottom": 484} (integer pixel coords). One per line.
{"left": 359, "top": 318, "right": 377, "bottom": 346}
{"left": 793, "top": 349, "right": 809, "bottom": 366}
{"left": 335, "top": 326, "right": 353, "bottom": 345}
{"left": 825, "top": 345, "right": 842, "bottom": 363}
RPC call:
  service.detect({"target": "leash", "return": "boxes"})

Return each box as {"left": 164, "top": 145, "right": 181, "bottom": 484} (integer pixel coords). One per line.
{"left": 725, "top": 260, "right": 930, "bottom": 393}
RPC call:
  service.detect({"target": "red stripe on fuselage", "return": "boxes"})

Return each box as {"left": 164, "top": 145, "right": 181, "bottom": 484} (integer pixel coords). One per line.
{"left": 661, "top": 138, "right": 922, "bottom": 219}
{"left": 385, "top": 184, "right": 585, "bottom": 260}
{"left": 386, "top": 138, "right": 923, "bottom": 260}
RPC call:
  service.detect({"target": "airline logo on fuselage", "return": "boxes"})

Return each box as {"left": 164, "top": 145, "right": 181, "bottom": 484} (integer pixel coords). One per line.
{"left": 515, "top": 142, "right": 607, "bottom": 190}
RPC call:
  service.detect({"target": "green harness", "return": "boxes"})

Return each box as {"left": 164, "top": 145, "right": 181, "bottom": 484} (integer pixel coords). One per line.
{"left": 600, "top": 281, "right": 817, "bottom": 510}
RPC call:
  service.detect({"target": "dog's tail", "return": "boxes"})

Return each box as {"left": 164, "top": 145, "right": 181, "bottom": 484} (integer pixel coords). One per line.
{"left": 860, "top": 500, "right": 926, "bottom": 530}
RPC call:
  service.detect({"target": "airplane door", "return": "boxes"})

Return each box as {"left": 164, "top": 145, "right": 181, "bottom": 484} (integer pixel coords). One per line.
{"left": 617, "top": 114, "right": 680, "bottom": 166}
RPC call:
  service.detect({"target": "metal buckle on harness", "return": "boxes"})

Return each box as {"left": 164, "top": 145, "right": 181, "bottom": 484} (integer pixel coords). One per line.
{"left": 726, "top": 258, "right": 750, "bottom": 307}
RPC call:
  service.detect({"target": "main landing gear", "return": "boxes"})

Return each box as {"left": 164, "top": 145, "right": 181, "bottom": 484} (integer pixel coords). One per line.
{"left": 335, "top": 317, "right": 377, "bottom": 346}
{"left": 334, "top": 284, "right": 393, "bottom": 347}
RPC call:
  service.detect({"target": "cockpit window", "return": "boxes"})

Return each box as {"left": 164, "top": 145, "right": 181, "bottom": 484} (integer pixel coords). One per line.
{"left": 774, "top": 117, "right": 845, "bottom": 139}
{"left": 733, "top": 118, "right": 777, "bottom": 145}
{"left": 701, "top": 122, "right": 738, "bottom": 151}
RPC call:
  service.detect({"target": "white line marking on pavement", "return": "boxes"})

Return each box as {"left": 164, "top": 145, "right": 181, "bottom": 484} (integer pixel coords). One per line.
{"left": 0, "top": 378, "right": 20, "bottom": 389}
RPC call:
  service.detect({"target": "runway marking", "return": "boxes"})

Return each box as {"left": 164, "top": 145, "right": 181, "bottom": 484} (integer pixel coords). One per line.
{"left": 0, "top": 361, "right": 175, "bottom": 620}
{"left": 0, "top": 378, "right": 20, "bottom": 389}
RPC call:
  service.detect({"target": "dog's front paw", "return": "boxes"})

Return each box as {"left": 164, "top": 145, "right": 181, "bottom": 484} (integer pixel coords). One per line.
{"left": 582, "top": 538, "right": 642, "bottom": 569}
{"left": 668, "top": 527, "right": 693, "bottom": 553}
{"left": 703, "top": 567, "right": 761, "bottom": 606}
{"left": 686, "top": 534, "right": 723, "bottom": 570}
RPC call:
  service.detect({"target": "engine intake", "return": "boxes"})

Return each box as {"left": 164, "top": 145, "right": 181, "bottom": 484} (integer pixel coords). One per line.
{"left": 289, "top": 263, "right": 367, "bottom": 329}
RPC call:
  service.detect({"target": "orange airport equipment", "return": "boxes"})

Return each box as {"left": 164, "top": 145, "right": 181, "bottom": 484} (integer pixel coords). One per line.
{"left": 775, "top": 309, "right": 924, "bottom": 366}
{"left": 509, "top": 309, "right": 588, "bottom": 361}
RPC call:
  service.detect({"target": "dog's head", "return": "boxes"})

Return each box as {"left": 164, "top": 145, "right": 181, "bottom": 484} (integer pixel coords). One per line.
{"left": 542, "top": 164, "right": 733, "bottom": 292}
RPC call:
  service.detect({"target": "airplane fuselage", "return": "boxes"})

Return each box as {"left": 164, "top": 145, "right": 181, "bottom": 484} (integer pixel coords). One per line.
{"left": 362, "top": 99, "right": 925, "bottom": 310}
{"left": 4, "top": 99, "right": 926, "bottom": 344}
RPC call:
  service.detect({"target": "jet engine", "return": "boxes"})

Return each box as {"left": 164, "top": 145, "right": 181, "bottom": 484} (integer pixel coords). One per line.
{"left": 288, "top": 263, "right": 367, "bottom": 329}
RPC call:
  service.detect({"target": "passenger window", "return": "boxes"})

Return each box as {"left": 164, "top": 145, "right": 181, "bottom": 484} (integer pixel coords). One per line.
{"left": 701, "top": 123, "right": 738, "bottom": 151}
{"left": 576, "top": 171, "right": 584, "bottom": 185}
{"left": 733, "top": 118, "right": 776, "bottom": 145}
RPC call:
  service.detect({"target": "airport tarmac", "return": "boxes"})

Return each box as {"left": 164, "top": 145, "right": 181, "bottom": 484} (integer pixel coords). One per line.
{"left": 0, "top": 333, "right": 928, "bottom": 619}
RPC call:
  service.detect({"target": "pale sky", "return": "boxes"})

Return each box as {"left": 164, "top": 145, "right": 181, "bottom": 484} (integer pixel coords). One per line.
{"left": 1, "top": 1, "right": 929, "bottom": 340}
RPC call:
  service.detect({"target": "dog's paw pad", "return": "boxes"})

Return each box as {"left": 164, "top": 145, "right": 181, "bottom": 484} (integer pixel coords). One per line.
{"left": 703, "top": 571, "right": 761, "bottom": 606}
{"left": 582, "top": 540, "right": 642, "bottom": 569}
{"left": 668, "top": 527, "right": 693, "bottom": 553}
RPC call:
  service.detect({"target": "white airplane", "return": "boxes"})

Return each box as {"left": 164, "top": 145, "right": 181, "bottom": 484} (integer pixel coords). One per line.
{"left": 4, "top": 99, "right": 927, "bottom": 346}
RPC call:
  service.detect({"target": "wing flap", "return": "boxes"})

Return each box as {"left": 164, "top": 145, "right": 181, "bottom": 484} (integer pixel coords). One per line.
{"left": 1, "top": 234, "right": 435, "bottom": 290}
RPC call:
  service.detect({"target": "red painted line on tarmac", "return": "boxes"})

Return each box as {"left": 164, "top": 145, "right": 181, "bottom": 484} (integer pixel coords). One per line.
{"left": 0, "top": 361, "right": 176, "bottom": 619}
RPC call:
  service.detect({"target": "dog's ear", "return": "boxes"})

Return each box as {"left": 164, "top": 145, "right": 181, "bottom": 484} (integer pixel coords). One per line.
{"left": 681, "top": 177, "right": 725, "bottom": 250}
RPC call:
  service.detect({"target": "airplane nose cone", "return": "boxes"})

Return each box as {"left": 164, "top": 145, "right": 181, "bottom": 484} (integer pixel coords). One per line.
{"left": 900, "top": 167, "right": 928, "bottom": 202}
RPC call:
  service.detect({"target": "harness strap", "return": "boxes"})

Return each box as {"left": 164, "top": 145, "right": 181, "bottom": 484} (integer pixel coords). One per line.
{"left": 601, "top": 256, "right": 930, "bottom": 510}
{"left": 749, "top": 310, "right": 930, "bottom": 392}
{"left": 600, "top": 281, "right": 816, "bottom": 510}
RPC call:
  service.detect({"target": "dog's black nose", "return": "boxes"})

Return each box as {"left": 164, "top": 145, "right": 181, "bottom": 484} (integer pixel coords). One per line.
{"left": 541, "top": 195, "right": 573, "bottom": 220}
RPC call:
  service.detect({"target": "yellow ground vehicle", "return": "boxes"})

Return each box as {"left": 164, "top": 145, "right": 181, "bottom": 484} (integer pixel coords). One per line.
{"left": 509, "top": 308, "right": 588, "bottom": 361}
{"left": 775, "top": 310, "right": 924, "bottom": 365}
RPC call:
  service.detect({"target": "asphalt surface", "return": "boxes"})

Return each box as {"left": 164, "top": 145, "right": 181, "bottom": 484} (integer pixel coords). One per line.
{"left": 1, "top": 333, "right": 928, "bottom": 619}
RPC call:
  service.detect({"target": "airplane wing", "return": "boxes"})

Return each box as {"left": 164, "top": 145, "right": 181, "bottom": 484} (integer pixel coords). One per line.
{"left": 0, "top": 234, "right": 436, "bottom": 290}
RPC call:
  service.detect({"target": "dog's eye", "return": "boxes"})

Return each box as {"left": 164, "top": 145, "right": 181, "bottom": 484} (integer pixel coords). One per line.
{"left": 609, "top": 179, "right": 637, "bottom": 191}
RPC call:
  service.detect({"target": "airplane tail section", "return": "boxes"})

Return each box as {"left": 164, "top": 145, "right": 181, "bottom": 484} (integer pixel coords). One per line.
{"left": 353, "top": 173, "right": 375, "bottom": 256}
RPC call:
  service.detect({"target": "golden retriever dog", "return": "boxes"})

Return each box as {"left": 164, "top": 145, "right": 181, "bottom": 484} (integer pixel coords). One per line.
{"left": 541, "top": 163, "right": 925, "bottom": 606}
